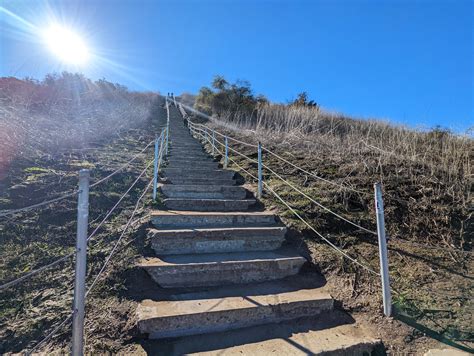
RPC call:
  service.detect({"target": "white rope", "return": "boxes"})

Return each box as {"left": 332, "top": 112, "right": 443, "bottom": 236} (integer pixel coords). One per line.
{"left": 0, "top": 139, "right": 154, "bottom": 219}
{"left": 389, "top": 237, "right": 473, "bottom": 255}
{"left": 28, "top": 312, "right": 74, "bottom": 354}
{"left": 262, "top": 163, "right": 377, "bottom": 235}
{"left": 0, "top": 136, "right": 158, "bottom": 289}
{"left": 0, "top": 191, "right": 78, "bottom": 218}
{"left": 263, "top": 181, "right": 380, "bottom": 275}
{"left": 261, "top": 147, "right": 371, "bottom": 196}
{"left": 180, "top": 101, "right": 370, "bottom": 196}
{"left": 89, "top": 139, "right": 154, "bottom": 188}
{"left": 227, "top": 145, "right": 258, "bottom": 163}
{"left": 85, "top": 178, "right": 153, "bottom": 296}
{"left": 87, "top": 160, "right": 154, "bottom": 242}
{"left": 226, "top": 155, "right": 379, "bottom": 275}
{"left": 0, "top": 252, "right": 75, "bottom": 291}
{"left": 212, "top": 128, "right": 259, "bottom": 148}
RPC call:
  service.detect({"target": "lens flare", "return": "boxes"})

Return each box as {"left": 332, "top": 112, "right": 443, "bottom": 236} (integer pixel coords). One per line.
{"left": 42, "top": 24, "right": 89, "bottom": 65}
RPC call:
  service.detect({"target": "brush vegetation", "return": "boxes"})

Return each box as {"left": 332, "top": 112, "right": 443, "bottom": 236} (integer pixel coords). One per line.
{"left": 0, "top": 72, "right": 156, "bottom": 175}
{"left": 194, "top": 76, "right": 473, "bottom": 351}
{"left": 0, "top": 73, "right": 163, "bottom": 353}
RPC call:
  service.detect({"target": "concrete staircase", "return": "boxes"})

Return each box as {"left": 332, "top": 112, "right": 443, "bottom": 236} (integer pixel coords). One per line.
{"left": 135, "top": 102, "right": 382, "bottom": 355}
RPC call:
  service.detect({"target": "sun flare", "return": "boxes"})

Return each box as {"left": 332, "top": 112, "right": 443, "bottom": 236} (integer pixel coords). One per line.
{"left": 42, "top": 24, "right": 89, "bottom": 65}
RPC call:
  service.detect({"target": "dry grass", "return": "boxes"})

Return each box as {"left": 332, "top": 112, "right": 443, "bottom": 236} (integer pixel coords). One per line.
{"left": 0, "top": 76, "right": 165, "bottom": 353}
{"left": 194, "top": 102, "right": 473, "bottom": 351}
{"left": 0, "top": 76, "right": 157, "bottom": 178}
{"left": 220, "top": 103, "right": 472, "bottom": 190}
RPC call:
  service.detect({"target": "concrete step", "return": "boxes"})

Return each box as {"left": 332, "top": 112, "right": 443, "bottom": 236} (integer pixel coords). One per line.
{"left": 171, "top": 139, "right": 201, "bottom": 143}
{"left": 145, "top": 311, "right": 381, "bottom": 355}
{"left": 171, "top": 144, "right": 205, "bottom": 150}
{"left": 149, "top": 226, "right": 286, "bottom": 254}
{"left": 139, "top": 248, "right": 305, "bottom": 288}
{"left": 170, "top": 135, "right": 198, "bottom": 139}
{"left": 170, "top": 150, "right": 207, "bottom": 157}
{"left": 161, "top": 184, "right": 246, "bottom": 199}
{"left": 151, "top": 211, "right": 278, "bottom": 229}
{"left": 163, "top": 198, "right": 255, "bottom": 211}
{"left": 164, "top": 168, "right": 234, "bottom": 180}
{"left": 168, "top": 153, "right": 211, "bottom": 160}
{"left": 167, "top": 157, "right": 212, "bottom": 163}
{"left": 170, "top": 144, "right": 203, "bottom": 149}
{"left": 166, "top": 161, "right": 219, "bottom": 169}
{"left": 166, "top": 177, "right": 236, "bottom": 186}
{"left": 170, "top": 147, "right": 206, "bottom": 152}
{"left": 136, "top": 283, "right": 333, "bottom": 339}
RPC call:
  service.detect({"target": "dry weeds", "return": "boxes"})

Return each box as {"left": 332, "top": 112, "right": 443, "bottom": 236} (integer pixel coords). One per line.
{"left": 195, "top": 103, "right": 473, "bottom": 353}
{"left": 0, "top": 81, "right": 165, "bottom": 353}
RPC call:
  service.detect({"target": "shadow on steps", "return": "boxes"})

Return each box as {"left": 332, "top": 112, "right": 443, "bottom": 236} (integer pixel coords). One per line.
{"left": 137, "top": 310, "right": 386, "bottom": 356}
{"left": 120, "top": 265, "right": 327, "bottom": 303}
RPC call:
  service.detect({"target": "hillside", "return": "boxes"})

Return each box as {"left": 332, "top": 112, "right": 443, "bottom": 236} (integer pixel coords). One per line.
{"left": 185, "top": 77, "right": 473, "bottom": 353}
{"left": 0, "top": 74, "right": 164, "bottom": 353}
{"left": 0, "top": 74, "right": 472, "bottom": 354}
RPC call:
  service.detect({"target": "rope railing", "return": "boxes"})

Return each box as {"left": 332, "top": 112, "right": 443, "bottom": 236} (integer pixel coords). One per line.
{"left": 0, "top": 191, "right": 79, "bottom": 218}
{"left": 2, "top": 108, "right": 170, "bottom": 353}
{"left": 224, "top": 153, "right": 380, "bottom": 276}
{"left": 0, "top": 252, "right": 75, "bottom": 292}
{"left": 180, "top": 101, "right": 474, "bottom": 323}
{"left": 188, "top": 120, "right": 380, "bottom": 273}
{"left": 27, "top": 175, "right": 155, "bottom": 355}
{"left": 87, "top": 160, "right": 154, "bottom": 244}
{"left": 0, "top": 136, "right": 160, "bottom": 289}
{"left": 180, "top": 101, "right": 419, "bottom": 317}
{"left": 0, "top": 139, "right": 155, "bottom": 219}
{"left": 189, "top": 118, "right": 376, "bottom": 236}
{"left": 261, "top": 147, "right": 372, "bottom": 196}
{"left": 86, "top": 177, "right": 154, "bottom": 297}
{"left": 185, "top": 107, "right": 473, "bottom": 255}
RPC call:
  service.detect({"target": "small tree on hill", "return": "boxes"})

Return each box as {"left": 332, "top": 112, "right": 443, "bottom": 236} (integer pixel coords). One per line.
{"left": 291, "top": 91, "right": 319, "bottom": 108}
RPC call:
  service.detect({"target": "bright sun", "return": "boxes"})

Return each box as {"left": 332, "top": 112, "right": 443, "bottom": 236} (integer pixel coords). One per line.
{"left": 43, "top": 24, "right": 89, "bottom": 65}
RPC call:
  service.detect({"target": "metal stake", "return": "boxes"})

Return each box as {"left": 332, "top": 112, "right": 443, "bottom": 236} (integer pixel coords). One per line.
{"left": 257, "top": 142, "right": 263, "bottom": 198}
{"left": 374, "top": 183, "right": 392, "bottom": 317}
{"left": 153, "top": 136, "right": 160, "bottom": 200}
{"left": 212, "top": 130, "right": 216, "bottom": 156}
{"left": 72, "top": 169, "right": 90, "bottom": 356}
{"left": 224, "top": 136, "right": 229, "bottom": 168}
{"left": 165, "top": 123, "right": 169, "bottom": 156}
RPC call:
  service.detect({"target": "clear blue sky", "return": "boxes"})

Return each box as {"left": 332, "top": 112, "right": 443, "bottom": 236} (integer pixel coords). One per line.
{"left": 1, "top": 0, "right": 473, "bottom": 131}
